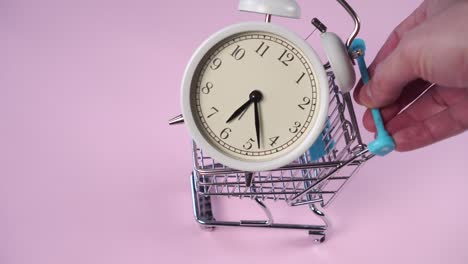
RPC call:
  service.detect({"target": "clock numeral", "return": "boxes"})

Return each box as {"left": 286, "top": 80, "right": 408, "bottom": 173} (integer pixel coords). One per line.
{"left": 220, "top": 128, "right": 232, "bottom": 140}
{"left": 298, "top": 97, "right": 311, "bottom": 110}
{"left": 231, "top": 45, "right": 246, "bottom": 60}
{"left": 296, "top": 72, "right": 306, "bottom": 84}
{"left": 210, "top": 58, "right": 222, "bottom": 70}
{"left": 201, "top": 82, "right": 214, "bottom": 94}
{"left": 289, "top": 122, "right": 302, "bottom": 133}
{"left": 278, "top": 49, "right": 295, "bottom": 66}
{"left": 269, "top": 136, "right": 279, "bottom": 147}
{"left": 206, "top": 107, "right": 219, "bottom": 118}
{"left": 255, "top": 41, "right": 270, "bottom": 57}
{"left": 243, "top": 138, "right": 255, "bottom": 150}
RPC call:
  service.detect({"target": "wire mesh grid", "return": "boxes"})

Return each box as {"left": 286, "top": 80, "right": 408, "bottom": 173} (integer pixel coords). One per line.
{"left": 192, "top": 72, "right": 371, "bottom": 207}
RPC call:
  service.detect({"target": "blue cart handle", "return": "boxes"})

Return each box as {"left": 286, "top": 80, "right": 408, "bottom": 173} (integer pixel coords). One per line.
{"left": 350, "top": 39, "right": 395, "bottom": 156}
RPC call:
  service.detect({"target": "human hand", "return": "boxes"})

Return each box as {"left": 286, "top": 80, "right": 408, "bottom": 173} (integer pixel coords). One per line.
{"left": 354, "top": 0, "right": 468, "bottom": 151}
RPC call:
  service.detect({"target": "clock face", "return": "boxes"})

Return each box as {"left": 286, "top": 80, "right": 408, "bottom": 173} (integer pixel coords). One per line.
{"left": 190, "top": 31, "right": 323, "bottom": 163}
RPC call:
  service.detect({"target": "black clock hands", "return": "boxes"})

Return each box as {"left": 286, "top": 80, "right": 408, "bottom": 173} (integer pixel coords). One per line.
{"left": 226, "top": 90, "right": 263, "bottom": 123}
{"left": 254, "top": 100, "right": 261, "bottom": 149}
{"left": 226, "top": 90, "right": 263, "bottom": 149}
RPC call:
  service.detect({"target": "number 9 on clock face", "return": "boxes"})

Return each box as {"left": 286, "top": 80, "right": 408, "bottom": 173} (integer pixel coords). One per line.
{"left": 181, "top": 23, "right": 329, "bottom": 172}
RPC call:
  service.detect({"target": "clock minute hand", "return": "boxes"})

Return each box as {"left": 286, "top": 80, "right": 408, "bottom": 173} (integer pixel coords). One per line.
{"left": 254, "top": 101, "right": 261, "bottom": 149}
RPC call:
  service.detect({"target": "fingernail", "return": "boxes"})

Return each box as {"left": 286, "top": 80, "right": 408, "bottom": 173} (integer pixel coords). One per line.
{"left": 366, "top": 84, "right": 373, "bottom": 98}
{"left": 359, "top": 84, "right": 373, "bottom": 107}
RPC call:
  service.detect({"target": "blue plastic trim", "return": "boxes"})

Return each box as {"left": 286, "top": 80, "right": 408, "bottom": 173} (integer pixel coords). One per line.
{"left": 350, "top": 39, "right": 395, "bottom": 156}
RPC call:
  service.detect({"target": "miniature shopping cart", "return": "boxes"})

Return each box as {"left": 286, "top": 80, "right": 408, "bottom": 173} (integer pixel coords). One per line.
{"left": 169, "top": 0, "right": 394, "bottom": 243}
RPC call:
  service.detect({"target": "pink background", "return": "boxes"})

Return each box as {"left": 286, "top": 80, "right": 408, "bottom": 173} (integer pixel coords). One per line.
{"left": 2, "top": 0, "right": 468, "bottom": 263}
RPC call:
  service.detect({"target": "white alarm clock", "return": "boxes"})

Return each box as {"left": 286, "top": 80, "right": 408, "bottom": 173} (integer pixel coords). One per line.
{"left": 181, "top": 0, "right": 330, "bottom": 172}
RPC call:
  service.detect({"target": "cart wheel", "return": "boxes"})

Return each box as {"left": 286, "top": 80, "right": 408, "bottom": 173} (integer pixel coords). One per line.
{"left": 200, "top": 225, "right": 216, "bottom": 232}
{"left": 309, "top": 231, "right": 326, "bottom": 244}
{"left": 314, "top": 235, "right": 326, "bottom": 244}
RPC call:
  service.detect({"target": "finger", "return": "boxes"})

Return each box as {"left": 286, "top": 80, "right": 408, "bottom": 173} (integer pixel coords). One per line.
{"left": 353, "top": 2, "right": 428, "bottom": 104}
{"left": 363, "top": 105, "right": 401, "bottom": 133}
{"left": 357, "top": 39, "right": 421, "bottom": 108}
{"left": 393, "top": 94, "right": 468, "bottom": 151}
{"left": 385, "top": 86, "right": 468, "bottom": 134}
{"left": 378, "top": 85, "right": 468, "bottom": 151}
{"left": 359, "top": 2, "right": 468, "bottom": 108}
{"left": 362, "top": 79, "right": 431, "bottom": 132}
{"left": 353, "top": 79, "right": 363, "bottom": 104}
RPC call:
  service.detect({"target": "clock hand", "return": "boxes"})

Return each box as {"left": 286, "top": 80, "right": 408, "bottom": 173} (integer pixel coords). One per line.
{"left": 254, "top": 100, "right": 261, "bottom": 149}
{"left": 226, "top": 99, "right": 253, "bottom": 123}
{"left": 237, "top": 105, "right": 249, "bottom": 121}
{"left": 226, "top": 90, "right": 263, "bottom": 123}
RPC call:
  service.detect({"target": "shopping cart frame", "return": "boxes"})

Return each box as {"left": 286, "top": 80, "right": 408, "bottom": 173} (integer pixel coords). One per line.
{"left": 188, "top": 72, "right": 374, "bottom": 243}
{"left": 169, "top": 0, "right": 377, "bottom": 243}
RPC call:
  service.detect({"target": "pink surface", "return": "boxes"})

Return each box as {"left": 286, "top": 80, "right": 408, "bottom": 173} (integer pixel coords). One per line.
{"left": 2, "top": 0, "right": 468, "bottom": 263}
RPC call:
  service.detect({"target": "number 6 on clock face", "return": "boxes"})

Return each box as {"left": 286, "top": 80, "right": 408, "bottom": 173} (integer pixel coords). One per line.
{"left": 181, "top": 22, "right": 329, "bottom": 172}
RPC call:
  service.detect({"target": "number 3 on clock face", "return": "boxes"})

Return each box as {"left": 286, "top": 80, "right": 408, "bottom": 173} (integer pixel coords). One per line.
{"left": 182, "top": 22, "right": 329, "bottom": 172}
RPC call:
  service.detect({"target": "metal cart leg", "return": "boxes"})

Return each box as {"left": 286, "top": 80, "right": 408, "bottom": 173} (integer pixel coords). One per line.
{"left": 309, "top": 204, "right": 329, "bottom": 243}
{"left": 191, "top": 172, "right": 216, "bottom": 231}
{"left": 191, "top": 173, "right": 329, "bottom": 242}
{"left": 197, "top": 195, "right": 216, "bottom": 231}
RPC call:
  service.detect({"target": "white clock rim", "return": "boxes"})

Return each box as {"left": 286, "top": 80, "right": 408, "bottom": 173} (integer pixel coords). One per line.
{"left": 181, "top": 22, "right": 329, "bottom": 172}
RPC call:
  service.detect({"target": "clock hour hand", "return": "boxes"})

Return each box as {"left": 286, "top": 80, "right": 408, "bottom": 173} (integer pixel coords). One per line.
{"left": 226, "top": 90, "right": 263, "bottom": 123}
{"left": 226, "top": 99, "right": 253, "bottom": 123}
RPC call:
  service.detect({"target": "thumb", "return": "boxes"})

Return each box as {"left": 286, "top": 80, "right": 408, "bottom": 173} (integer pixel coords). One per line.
{"left": 358, "top": 44, "right": 417, "bottom": 108}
